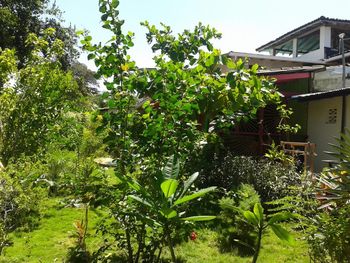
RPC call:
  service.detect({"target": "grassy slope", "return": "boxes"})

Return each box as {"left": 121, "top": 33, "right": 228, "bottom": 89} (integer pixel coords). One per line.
{"left": 0, "top": 199, "right": 310, "bottom": 263}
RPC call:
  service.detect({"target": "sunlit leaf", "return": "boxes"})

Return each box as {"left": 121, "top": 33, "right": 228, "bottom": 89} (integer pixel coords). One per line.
{"left": 181, "top": 216, "right": 216, "bottom": 221}
{"left": 161, "top": 179, "right": 179, "bottom": 198}
{"left": 270, "top": 224, "right": 294, "bottom": 244}
{"left": 173, "top": 186, "right": 216, "bottom": 206}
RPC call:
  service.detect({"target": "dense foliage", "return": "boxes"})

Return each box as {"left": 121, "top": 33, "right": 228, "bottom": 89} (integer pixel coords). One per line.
{"left": 1, "top": 0, "right": 345, "bottom": 262}
{"left": 0, "top": 0, "right": 79, "bottom": 68}
{"left": 0, "top": 170, "right": 41, "bottom": 254}
{"left": 0, "top": 29, "right": 83, "bottom": 165}
{"left": 196, "top": 152, "right": 301, "bottom": 202}
{"left": 218, "top": 184, "right": 260, "bottom": 255}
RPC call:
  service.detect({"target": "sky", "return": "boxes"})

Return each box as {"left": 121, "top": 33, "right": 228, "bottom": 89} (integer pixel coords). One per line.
{"left": 55, "top": 0, "right": 350, "bottom": 69}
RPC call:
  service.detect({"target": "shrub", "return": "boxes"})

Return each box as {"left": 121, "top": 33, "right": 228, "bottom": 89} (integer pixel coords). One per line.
{"left": 197, "top": 152, "right": 301, "bottom": 202}
{"left": 308, "top": 205, "right": 350, "bottom": 263}
{"left": 307, "top": 131, "right": 350, "bottom": 262}
{"left": 0, "top": 171, "right": 40, "bottom": 254}
{"left": 218, "top": 184, "right": 260, "bottom": 255}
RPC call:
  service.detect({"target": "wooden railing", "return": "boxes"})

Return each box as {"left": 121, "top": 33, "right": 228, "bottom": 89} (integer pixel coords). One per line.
{"left": 280, "top": 141, "right": 317, "bottom": 176}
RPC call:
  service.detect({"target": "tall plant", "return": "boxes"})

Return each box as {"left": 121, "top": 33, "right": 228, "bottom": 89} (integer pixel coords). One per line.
{"left": 81, "top": 0, "right": 284, "bottom": 170}
{"left": 81, "top": 0, "right": 288, "bottom": 261}
{"left": 0, "top": 29, "right": 82, "bottom": 165}
{"left": 116, "top": 156, "right": 216, "bottom": 262}
{"left": 317, "top": 131, "right": 350, "bottom": 208}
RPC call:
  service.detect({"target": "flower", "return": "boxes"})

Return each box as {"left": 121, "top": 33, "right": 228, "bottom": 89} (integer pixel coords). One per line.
{"left": 190, "top": 231, "right": 197, "bottom": 241}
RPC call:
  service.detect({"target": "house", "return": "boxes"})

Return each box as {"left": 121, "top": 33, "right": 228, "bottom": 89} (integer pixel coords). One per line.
{"left": 225, "top": 16, "right": 350, "bottom": 172}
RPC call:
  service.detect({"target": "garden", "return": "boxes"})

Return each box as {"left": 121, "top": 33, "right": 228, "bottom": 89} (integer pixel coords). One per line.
{"left": 0, "top": 0, "right": 350, "bottom": 262}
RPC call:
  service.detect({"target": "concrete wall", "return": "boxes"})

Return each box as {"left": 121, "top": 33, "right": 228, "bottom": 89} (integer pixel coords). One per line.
{"left": 307, "top": 96, "right": 342, "bottom": 171}
{"left": 313, "top": 66, "right": 350, "bottom": 92}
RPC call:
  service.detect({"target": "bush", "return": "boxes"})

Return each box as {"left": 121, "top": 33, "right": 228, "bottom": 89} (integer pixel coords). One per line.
{"left": 306, "top": 131, "right": 350, "bottom": 262}
{"left": 196, "top": 152, "right": 301, "bottom": 202}
{"left": 0, "top": 171, "right": 41, "bottom": 254}
{"left": 217, "top": 184, "right": 260, "bottom": 255}
{"left": 308, "top": 204, "right": 350, "bottom": 263}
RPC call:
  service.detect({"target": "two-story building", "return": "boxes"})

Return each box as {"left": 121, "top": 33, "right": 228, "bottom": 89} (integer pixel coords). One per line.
{"left": 225, "top": 16, "right": 350, "bottom": 171}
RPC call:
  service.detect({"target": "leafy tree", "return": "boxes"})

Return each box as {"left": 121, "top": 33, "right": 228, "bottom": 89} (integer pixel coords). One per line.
{"left": 81, "top": 0, "right": 283, "bottom": 175}
{"left": 0, "top": 0, "right": 48, "bottom": 66}
{"left": 0, "top": 28, "right": 82, "bottom": 165}
{"left": 0, "top": 171, "right": 40, "bottom": 254}
{"left": 78, "top": 0, "right": 289, "bottom": 262}
{"left": 71, "top": 61, "right": 99, "bottom": 95}
{"left": 0, "top": 0, "right": 79, "bottom": 68}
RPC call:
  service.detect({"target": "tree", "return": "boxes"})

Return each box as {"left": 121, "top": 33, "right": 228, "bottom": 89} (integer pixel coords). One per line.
{"left": 0, "top": 0, "right": 48, "bottom": 66}
{"left": 71, "top": 61, "right": 99, "bottom": 95}
{"left": 0, "top": 0, "right": 79, "bottom": 68}
{"left": 0, "top": 28, "right": 82, "bottom": 165}
{"left": 80, "top": 0, "right": 285, "bottom": 261}
{"left": 81, "top": 0, "right": 282, "bottom": 171}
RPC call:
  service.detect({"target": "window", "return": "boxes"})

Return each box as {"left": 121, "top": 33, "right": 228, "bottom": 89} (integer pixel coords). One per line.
{"left": 297, "top": 30, "right": 320, "bottom": 56}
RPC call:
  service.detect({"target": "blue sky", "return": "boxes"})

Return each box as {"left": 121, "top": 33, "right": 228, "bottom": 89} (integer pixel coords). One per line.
{"left": 56, "top": 0, "right": 350, "bottom": 68}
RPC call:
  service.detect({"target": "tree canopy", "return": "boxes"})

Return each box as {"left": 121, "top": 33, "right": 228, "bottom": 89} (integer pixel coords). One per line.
{"left": 0, "top": 0, "right": 78, "bottom": 68}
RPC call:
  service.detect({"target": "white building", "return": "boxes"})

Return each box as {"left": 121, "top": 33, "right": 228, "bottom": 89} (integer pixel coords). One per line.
{"left": 226, "top": 16, "right": 350, "bottom": 171}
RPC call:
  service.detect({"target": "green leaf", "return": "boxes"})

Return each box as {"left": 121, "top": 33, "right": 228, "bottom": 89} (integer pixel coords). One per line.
{"left": 270, "top": 224, "right": 295, "bottom": 244}
{"left": 179, "top": 172, "right": 199, "bottom": 198}
{"left": 253, "top": 203, "right": 264, "bottom": 224}
{"left": 101, "top": 14, "right": 108, "bottom": 21}
{"left": 111, "top": 0, "right": 119, "bottom": 8}
{"left": 161, "top": 179, "right": 179, "bottom": 198}
{"left": 173, "top": 186, "right": 216, "bottom": 206}
{"left": 87, "top": 53, "right": 95, "bottom": 60}
{"left": 243, "top": 211, "right": 259, "bottom": 226}
{"left": 268, "top": 212, "right": 294, "bottom": 225}
{"left": 162, "top": 155, "right": 180, "bottom": 180}
{"left": 181, "top": 216, "right": 216, "bottom": 221}
{"left": 160, "top": 207, "right": 178, "bottom": 219}
{"left": 251, "top": 64, "right": 259, "bottom": 73}
{"left": 128, "top": 195, "right": 152, "bottom": 208}
{"left": 99, "top": 5, "right": 107, "bottom": 13}
{"left": 233, "top": 239, "right": 256, "bottom": 251}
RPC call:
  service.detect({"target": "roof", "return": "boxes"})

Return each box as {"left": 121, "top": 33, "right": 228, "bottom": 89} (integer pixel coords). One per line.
{"left": 257, "top": 65, "right": 325, "bottom": 75}
{"left": 227, "top": 51, "right": 324, "bottom": 64}
{"left": 256, "top": 16, "right": 350, "bottom": 52}
{"left": 290, "top": 87, "right": 350, "bottom": 102}
{"left": 226, "top": 51, "right": 325, "bottom": 69}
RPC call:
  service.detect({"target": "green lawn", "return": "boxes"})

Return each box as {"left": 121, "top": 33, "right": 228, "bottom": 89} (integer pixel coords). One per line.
{"left": 169, "top": 228, "right": 309, "bottom": 263}
{"left": 0, "top": 198, "right": 310, "bottom": 263}
{"left": 1, "top": 199, "right": 103, "bottom": 263}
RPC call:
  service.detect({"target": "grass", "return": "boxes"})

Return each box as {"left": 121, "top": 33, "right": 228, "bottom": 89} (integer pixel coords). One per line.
{"left": 166, "top": 227, "right": 309, "bottom": 263}
{"left": 0, "top": 198, "right": 310, "bottom": 263}
{"left": 1, "top": 198, "right": 103, "bottom": 263}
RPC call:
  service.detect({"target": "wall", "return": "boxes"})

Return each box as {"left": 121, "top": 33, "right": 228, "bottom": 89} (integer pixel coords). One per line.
{"left": 307, "top": 96, "right": 342, "bottom": 171}
{"left": 298, "top": 49, "right": 324, "bottom": 60}
{"left": 314, "top": 66, "right": 350, "bottom": 92}
{"left": 297, "top": 26, "right": 331, "bottom": 61}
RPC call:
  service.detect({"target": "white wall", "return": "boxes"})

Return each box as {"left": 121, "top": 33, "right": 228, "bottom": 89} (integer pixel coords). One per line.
{"left": 297, "top": 26, "right": 331, "bottom": 61}
{"left": 297, "top": 49, "right": 324, "bottom": 60}
{"left": 308, "top": 97, "right": 342, "bottom": 171}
